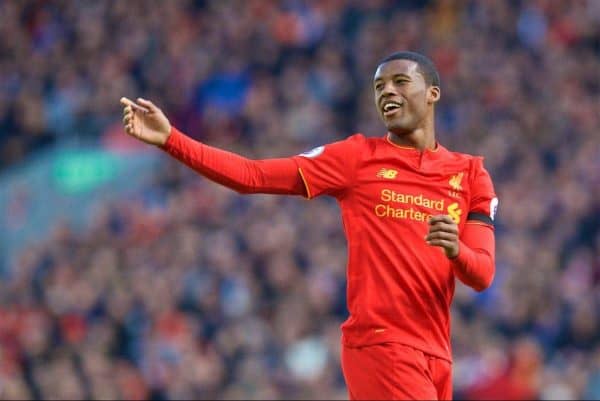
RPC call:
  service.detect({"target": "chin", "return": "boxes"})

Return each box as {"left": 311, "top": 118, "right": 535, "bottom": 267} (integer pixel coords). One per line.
{"left": 381, "top": 115, "right": 404, "bottom": 131}
{"left": 386, "top": 122, "right": 412, "bottom": 136}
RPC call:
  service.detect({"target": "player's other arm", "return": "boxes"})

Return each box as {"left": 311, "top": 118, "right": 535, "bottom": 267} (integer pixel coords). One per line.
{"left": 450, "top": 223, "right": 495, "bottom": 292}
{"left": 120, "top": 97, "right": 305, "bottom": 195}
{"left": 426, "top": 158, "right": 497, "bottom": 292}
{"left": 452, "top": 157, "right": 498, "bottom": 292}
{"left": 425, "top": 216, "right": 495, "bottom": 292}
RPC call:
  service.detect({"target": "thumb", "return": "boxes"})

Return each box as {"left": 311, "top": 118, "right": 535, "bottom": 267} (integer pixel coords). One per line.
{"left": 137, "top": 98, "right": 158, "bottom": 112}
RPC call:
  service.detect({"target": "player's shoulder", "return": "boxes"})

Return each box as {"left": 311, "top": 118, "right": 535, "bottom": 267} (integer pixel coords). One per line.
{"left": 322, "top": 133, "right": 368, "bottom": 147}
{"left": 442, "top": 147, "right": 487, "bottom": 170}
{"left": 336, "top": 132, "right": 375, "bottom": 153}
{"left": 440, "top": 147, "right": 494, "bottom": 191}
{"left": 345, "top": 132, "right": 369, "bottom": 144}
{"left": 297, "top": 133, "right": 367, "bottom": 159}
{"left": 343, "top": 133, "right": 381, "bottom": 152}
{"left": 442, "top": 147, "right": 479, "bottom": 161}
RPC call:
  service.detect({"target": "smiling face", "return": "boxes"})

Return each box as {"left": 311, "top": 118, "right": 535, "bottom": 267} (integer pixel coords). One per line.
{"left": 373, "top": 59, "right": 440, "bottom": 136}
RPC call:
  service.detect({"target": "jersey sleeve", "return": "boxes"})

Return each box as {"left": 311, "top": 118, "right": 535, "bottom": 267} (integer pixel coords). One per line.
{"left": 162, "top": 127, "right": 305, "bottom": 195}
{"left": 291, "top": 134, "right": 364, "bottom": 199}
{"left": 452, "top": 223, "right": 495, "bottom": 291}
{"left": 467, "top": 157, "right": 498, "bottom": 227}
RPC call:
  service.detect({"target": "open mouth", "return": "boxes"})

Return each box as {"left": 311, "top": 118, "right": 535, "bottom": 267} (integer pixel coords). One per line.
{"left": 382, "top": 101, "right": 402, "bottom": 117}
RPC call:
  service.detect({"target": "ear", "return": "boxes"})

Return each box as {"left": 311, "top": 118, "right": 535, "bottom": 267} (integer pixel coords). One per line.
{"left": 427, "top": 86, "right": 440, "bottom": 104}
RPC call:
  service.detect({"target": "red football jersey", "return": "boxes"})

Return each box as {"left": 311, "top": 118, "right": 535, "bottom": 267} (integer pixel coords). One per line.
{"left": 293, "top": 133, "right": 497, "bottom": 361}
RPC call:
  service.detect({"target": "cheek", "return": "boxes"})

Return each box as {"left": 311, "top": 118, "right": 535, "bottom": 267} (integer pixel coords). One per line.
{"left": 407, "top": 94, "right": 428, "bottom": 115}
{"left": 374, "top": 98, "right": 381, "bottom": 112}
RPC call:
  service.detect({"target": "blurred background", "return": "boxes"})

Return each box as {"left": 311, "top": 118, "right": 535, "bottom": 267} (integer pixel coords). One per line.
{"left": 0, "top": 0, "right": 599, "bottom": 399}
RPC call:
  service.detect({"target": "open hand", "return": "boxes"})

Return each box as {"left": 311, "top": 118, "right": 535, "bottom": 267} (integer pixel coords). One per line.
{"left": 120, "top": 97, "right": 171, "bottom": 146}
{"left": 425, "top": 215, "right": 459, "bottom": 258}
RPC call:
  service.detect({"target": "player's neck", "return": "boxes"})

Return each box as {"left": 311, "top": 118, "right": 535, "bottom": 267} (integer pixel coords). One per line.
{"left": 388, "top": 127, "right": 436, "bottom": 151}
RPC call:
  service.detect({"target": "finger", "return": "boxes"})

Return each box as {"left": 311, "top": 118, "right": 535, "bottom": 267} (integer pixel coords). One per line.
{"left": 425, "top": 231, "right": 457, "bottom": 242}
{"left": 426, "top": 238, "right": 454, "bottom": 248}
{"left": 123, "top": 107, "right": 135, "bottom": 119}
{"left": 126, "top": 125, "right": 136, "bottom": 136}
{"left": 123, "top": 115, "right": 134, "bottom": 127}
{"left": 120, "top": 97, "right": 135, "bottom": 107}
{"left": 122, "top": 109, "right": 135, "bottom": 123}
{"left": 428, "top": 215, "right": 455, "bottom": 225}
{"left": 130, "top": 102, "right": 150, "bottom": 113}
{"left": 427, "top": 222, "right": 458, "bottom": 234}
{"left": 136, "top": 97, "right": 155, "bottom": 112}
{"left": 120, "top": 97, "right": 150, "bottom": 113}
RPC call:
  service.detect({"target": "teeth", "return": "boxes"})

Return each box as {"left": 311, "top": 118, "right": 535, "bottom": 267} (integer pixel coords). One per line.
{"left": 383, "top": 102, "right": 401, "bottom": 112}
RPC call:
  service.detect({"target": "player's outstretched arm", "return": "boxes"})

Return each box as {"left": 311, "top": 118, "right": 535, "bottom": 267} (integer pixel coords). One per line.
{"left": 119, "top": 97, "right": 305, "bottom": 196}
{"left": 120, "top": 97, "right": 172, "bottom": 146}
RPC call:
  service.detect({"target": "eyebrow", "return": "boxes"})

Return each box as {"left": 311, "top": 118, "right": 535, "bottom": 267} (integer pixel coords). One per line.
{"left": 374, "top": 73, "right": 412, "bottom": 82}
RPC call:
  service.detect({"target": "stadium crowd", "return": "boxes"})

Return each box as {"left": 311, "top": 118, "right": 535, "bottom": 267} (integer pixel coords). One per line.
{"left": 1, "top": 0, "right": 600, "bottom": 399}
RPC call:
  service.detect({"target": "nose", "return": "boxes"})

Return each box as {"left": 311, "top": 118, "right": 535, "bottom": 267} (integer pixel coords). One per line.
{"left": 381, "top": 80, "right": 397, "bottom": 98}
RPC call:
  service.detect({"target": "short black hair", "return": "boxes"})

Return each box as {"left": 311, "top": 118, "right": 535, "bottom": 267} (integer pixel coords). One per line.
{"left": 378, "top": 51, "right": 440, "bottom": 88}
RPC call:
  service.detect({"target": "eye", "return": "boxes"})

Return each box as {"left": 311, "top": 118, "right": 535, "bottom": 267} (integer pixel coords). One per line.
{"left": 395, "top": 78, "right": 408, "bottom": 85}
{"left": 375, "top": 83, "right": 383, "bottom": 91}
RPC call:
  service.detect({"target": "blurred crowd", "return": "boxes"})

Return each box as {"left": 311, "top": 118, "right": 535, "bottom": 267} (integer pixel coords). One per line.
{"left": 2, "top": 0, "right": 600, "bottom": 399}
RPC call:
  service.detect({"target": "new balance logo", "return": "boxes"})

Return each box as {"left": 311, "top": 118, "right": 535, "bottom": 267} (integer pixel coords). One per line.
{"left": 377, "top": 168, "right": 398, "bottom": 179}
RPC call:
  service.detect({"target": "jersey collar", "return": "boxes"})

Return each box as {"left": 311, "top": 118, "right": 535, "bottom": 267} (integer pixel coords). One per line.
{"left": 384, "top": 132, "right": 446, "bottom": 157}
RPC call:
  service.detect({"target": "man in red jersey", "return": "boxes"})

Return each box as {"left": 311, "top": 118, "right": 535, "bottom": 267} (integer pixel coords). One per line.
{"left": 121, "top": 51, "right": 498, "bottom": 400}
